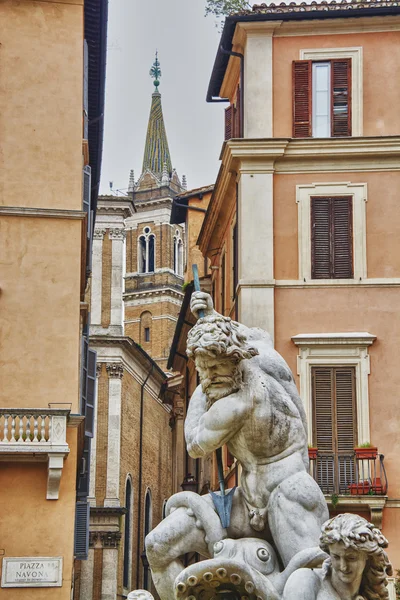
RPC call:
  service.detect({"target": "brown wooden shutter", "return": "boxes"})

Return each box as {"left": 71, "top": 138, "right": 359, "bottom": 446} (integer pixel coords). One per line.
{"left": 234, "top": 84, "right": 241, "bottom": 138}
{"left": 311, "top": 196, "right": 353, "bottom": 279}
{"left": 312, "top": 367, "right": 335, "bottom": 493}
{"left": 225, "top": 105, "right": 233, "bottom": 141}
{"left": 332, "top": 197, "right": 353, "bottom": 278}
{"left": 292, "top": 60, "right": 312, "bottom": 138}
{"left": 312, "top": 366, "right": 357, "bottom": 494}
{"left": 335, "top": 368, "right": 357, "bottom": 455}
{"left": 311, "top": 197, "right": 331, "bottom": 279}
{"left": 331, "top": 59, "right": 351, "bottom": 137}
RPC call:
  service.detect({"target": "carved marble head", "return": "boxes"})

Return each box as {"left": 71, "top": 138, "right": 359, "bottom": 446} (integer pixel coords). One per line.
{"left": 127, "top": 590, "right": 154, "bottom": 600}
{"left": 320, "top": 513, "right": 392, "bottom": 600}
{"left": 187, "top": 315, "right": 258, "bottom": 403}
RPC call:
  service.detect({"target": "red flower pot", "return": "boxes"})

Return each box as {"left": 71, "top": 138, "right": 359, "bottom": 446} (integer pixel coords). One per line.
{"left": 308, "top": 447, "right": 318, "bottom": 460}
{"left": 354, "top": 447, "right": 378, "bottom": 460}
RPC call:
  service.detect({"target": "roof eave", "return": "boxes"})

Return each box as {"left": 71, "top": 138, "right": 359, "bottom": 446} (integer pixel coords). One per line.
{"left": 207, "top": 5, "right": 400, "bottom": 101}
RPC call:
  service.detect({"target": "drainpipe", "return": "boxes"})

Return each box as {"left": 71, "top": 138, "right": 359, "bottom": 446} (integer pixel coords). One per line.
{"left": 136, "top": 363, "right": 154, "bottom": 585}
{"left": 219, "top": 45, "right": 244, "bottom": 138}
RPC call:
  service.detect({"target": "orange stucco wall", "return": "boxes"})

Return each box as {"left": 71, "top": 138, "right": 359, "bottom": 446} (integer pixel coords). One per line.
{"left": 0, "top": 216, "right": 82, "bottom": 411}
{"left": 0, "top": 0, "right": 84, "bottom": 210}
{"left": 274, "top": 286, "right": 400, "bottom": 563}
{"left": 274, "top": 171, "right": 400, "bottom": 280}
{"left": 0, "top": 430, "right": 78, "bottom": 599}
{"left": 273, "top": 31, "right": 400, "bottom": 138}
{"left": 0, "top": 0, "right": 85, "bottom": 597}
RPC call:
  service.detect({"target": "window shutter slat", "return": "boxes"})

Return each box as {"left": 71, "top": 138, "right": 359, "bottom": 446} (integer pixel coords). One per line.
{"left": 85, "top": 349, "right": 97, "bottom": 438}
{"left": 293, "top": 60, "right": 312, "bottom": 138}
{"left": 313, "top": 367, "right": 334, "bottom": 453}
{"left": 225, "top": 105, "right": 233, "bottom": 141}
{"left": 311, "top": 197, "right": 331, "bottom": 279}
{"left": 313, "top": 367, "right": 334, "bottom": 493}
{"left": 331, "top": 59, "right": 351, "bottom": 137}
{"left": 335, "top": 368, "right": 356, "bottom": 453}
{"left": 234, "top": 84, "right": 241, "bottom": 138}
{"left": 74, "top": 500, "right": 90, "bottom": 560}
{"left": 332, "top": 197, "right": 353, "bottom": 278}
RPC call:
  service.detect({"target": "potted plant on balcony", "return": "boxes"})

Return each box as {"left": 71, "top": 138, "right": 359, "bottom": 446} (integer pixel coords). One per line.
{"left": 354, "top": 442, "right": 378, "bottom": 460}
{"left": 308, "top": 445, "right": 318, "bottom": 460}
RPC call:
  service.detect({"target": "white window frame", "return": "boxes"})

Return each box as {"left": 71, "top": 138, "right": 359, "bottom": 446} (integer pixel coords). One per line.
{"left": 292, "top": 332, "right": 376, "bottom": 446}
{"left": 296, "top": 181, "right": 367, "bottom": 282}
{"left": 300, "top": 47, "right": 363, "bottom": 137}
{"left": 312, "top": 62, "right": 331, "bottom": 138}
{"left": 137, "top": 227, "right": 156, "bottom": 274}
{"left": 173, "top": 229, "right": 184, "bottom": 277}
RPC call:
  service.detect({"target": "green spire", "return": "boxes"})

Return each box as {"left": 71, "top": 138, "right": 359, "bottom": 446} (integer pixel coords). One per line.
{"left": 141, "top": 53, "right": 173, "bottom": 177}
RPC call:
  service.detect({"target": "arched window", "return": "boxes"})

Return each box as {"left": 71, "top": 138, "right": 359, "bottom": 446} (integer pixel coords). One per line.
{"left": 143, "top": 489, "right": 152, "bottom": 590}
{"left": 138, "top": 227, "right": 156, "bottom": 274}
{"left": 123, "top": 477, "right": 133, "bottom": 589}
{"left": 173, "top": 230, "right": 184, "bottom": 277}
{"left": 140, "top": 311, "right": 152, "bottom": 347}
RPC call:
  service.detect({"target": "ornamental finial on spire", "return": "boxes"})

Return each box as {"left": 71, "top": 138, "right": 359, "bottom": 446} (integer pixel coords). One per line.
{"left": 150, "top": 50, "right": 161, "bottom": 92}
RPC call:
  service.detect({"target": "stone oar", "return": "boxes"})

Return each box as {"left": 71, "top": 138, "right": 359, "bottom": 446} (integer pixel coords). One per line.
{"left": 192, "top": 264, "right": 236, "bottom": 528}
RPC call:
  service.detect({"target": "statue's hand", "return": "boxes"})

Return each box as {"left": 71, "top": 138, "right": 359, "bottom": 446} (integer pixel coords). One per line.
{"left": 191, "top": 291, "right": 214, "bottom": 319}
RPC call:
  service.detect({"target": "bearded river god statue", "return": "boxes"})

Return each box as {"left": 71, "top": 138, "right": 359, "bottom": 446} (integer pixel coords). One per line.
{"left": 143, "top": 292, "right": 391, "bottom": 600}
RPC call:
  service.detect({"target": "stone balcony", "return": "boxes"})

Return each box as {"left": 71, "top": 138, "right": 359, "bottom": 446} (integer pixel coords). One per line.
{"left": 0, "top": 409, "right": 81, "bottom": 500}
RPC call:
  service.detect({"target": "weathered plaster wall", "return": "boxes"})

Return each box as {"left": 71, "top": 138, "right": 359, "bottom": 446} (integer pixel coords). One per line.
{"left": 0, "top": 0, "right": 84, "bottom": 209}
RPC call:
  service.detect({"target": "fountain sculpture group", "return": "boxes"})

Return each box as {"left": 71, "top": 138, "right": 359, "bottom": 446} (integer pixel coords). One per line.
{"left": 131, "top": 292, "right": 392, "bottom": 600}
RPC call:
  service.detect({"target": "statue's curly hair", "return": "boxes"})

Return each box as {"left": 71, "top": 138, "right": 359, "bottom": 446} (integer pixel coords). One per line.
{"left": 320, "top": 514, "right": 392, "bottom": 600}
{"left": 186, "top": 315, "right": 258, "bottom": 362}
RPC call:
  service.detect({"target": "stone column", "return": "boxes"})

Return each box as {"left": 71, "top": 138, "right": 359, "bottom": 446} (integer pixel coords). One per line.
{"left": 104, "top": 363, "right": 123, "bottom": 508}
{"left": 91, "top": 229, "right": 106, "bottom": 326}
{"left": 237, "top": 167, "right": 275, "bottom": 340}
{"left": 101, "top": 544, "right": 119, "bottom": 600}
{"left": 79, "top": 547, "right": 94, "bottom": 600}
{"left": 109, "top": 228, "right": 125, "bottom": 334}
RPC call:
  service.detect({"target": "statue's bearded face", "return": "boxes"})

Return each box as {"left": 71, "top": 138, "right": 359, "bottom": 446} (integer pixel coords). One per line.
{"left": 195, "top": 355, "right": 242, "bottom": 403}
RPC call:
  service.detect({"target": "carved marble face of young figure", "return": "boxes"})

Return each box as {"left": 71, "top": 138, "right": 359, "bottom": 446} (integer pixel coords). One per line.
{"left": 329, "top": 541, "right": 367, "bottom": 585}
{"left": 195, "top": 355, "right": 242, "bottom": 402}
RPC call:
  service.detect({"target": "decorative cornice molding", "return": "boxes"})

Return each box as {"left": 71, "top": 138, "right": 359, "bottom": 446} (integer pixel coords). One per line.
{"left": 96, "top": 363, "right": 103, "bottom": 377}
{"left": 89, "top": 531, "right": 122, "bottom": 549}
{"left": 0, "top": 207, "right": 85, "bottom": 220}
{"left": 93, "top": 228, "right": 107, "bottom": 240}
{"left": 292, "top": 332, "right": 376, "bottom": 347}
{"left": 109, "top": 228, "right": 126, "bottom": 240}
{"left": 199, "top": 136, "right": 400, "bottom": 252}
{"left": 106, "top": 363, "right": 124, "bottom": 378}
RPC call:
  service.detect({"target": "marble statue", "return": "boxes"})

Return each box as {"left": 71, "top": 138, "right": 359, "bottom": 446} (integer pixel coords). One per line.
{"left": 145, "top": 291, "right": 329, "bottom": 600}
{"left": 127, "top": 591, "right": 155, "bottom": 600}
{"left": 283, "top": 513, "right": 393, "bottom": 600}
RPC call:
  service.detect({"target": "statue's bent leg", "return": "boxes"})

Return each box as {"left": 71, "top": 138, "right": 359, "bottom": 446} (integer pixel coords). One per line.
{"left": 145, "top": 507, "right": 210, "bottom": 600}
{"left": 267, "top": 471, "right": 329, "bottom": 567}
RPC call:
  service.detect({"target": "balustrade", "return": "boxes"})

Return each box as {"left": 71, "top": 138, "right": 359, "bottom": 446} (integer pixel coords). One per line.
{"left": 0, "top": 409, "right": 71, "bottom": 500}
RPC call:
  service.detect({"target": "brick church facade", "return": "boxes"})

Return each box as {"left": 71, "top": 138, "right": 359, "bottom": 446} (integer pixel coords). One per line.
{"left": 74, "top": 60, "right": 187, "bottom": 600}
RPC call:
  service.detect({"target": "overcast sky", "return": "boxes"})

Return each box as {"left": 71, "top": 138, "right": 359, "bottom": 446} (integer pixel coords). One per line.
{"left": 100, "top": 0, "right": 224, "bottom": 195}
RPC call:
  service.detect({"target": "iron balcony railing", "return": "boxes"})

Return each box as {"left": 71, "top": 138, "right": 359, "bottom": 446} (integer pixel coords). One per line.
{"left": 309, "top": 451, "right": 388, "bottom": 496}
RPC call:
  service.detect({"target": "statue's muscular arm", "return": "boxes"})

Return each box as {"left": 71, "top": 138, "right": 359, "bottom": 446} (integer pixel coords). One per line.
{"left": 185, "top": 386, "right": 250, "bottom": 458}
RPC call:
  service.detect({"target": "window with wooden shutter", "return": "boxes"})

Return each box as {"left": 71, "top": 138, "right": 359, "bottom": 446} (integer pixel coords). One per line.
{"left": 311, "top": 196, "right": 353, "bottom": 279}
{"left": 312, "top": 366, "right": 357, "bottom": 494}
{"left": 293, "top": 59, "right": 351, "bottom": 138}
{"left": 233, "top": 84, "right": 241, "bottom": 138}
{"left": 331, "top": 59, "right": 351, "bottom": 137}
{"left": 293, "top": 60, "right": 312, "bottom": 138}
{"left": 225, "top": 105, "right": 233, "bottom": 141}
{"left": 74, "top": 500, "right": 90, "bottom": 560}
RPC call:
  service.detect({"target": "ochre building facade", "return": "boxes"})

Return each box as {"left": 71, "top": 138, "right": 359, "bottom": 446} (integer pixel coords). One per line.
{"left": 195, "top": 1, "right": 400, "bottom": 585}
